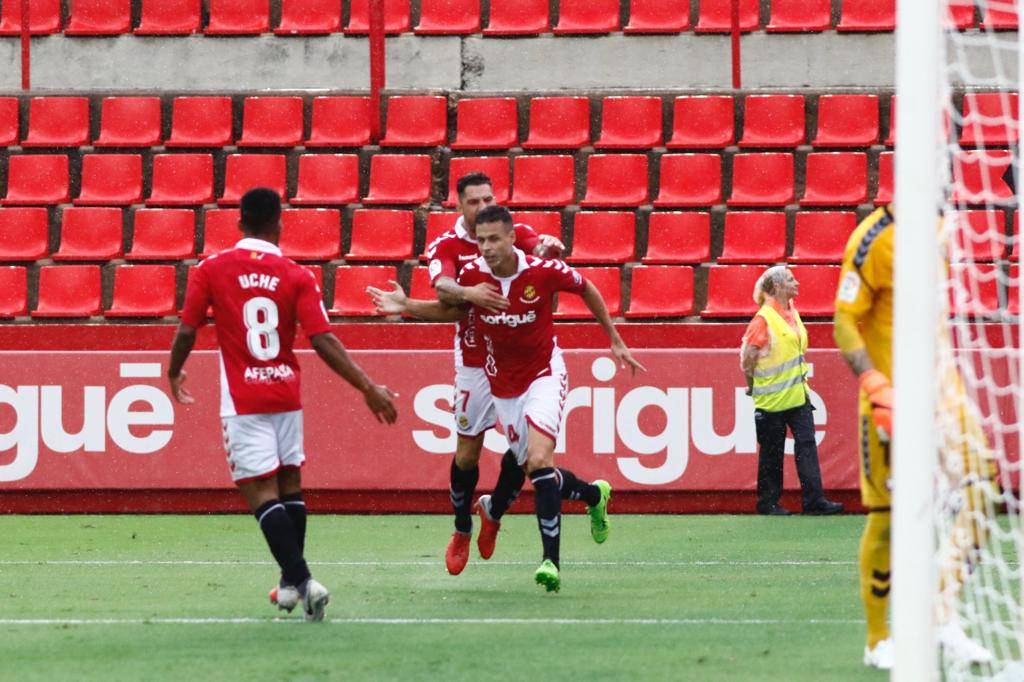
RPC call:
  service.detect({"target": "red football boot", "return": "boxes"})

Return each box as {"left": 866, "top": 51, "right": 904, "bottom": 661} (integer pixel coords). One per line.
{"left": 445, "top": 531, "right": 471, "bottom": 575}
{"left": 475, "top": 495, "right": 501, "bottom": 560}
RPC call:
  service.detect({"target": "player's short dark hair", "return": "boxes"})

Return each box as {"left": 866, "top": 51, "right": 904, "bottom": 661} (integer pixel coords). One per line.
{"left": 456, "top": 172, "right": 492, "bottom": 198}
{"left": 240, "top": 188, "right": 282, "bottom": 235}
{"left": 475, "top": 205, "right": 513, "bottom": 231}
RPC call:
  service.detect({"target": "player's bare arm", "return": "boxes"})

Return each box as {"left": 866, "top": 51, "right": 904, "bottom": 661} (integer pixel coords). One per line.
{"left": 309, "top": 332, "right": 398, "bottom": 424}
{"left": 579, "top": 280, "right": 646, "bottom": 375}
{"left": 740, "top": 344, "right": 760, "bottom": 396}
{"left": 367, "top": 280, "right": 471, "bottom": 322}
{"left": 433, "top": 275, "right": 510, "bottom": 313}
{"left": 533, "top": 234, "right": 565, "bottom": 259}
{"left": 167, "top": 322, "right": 198, "bottom": 404}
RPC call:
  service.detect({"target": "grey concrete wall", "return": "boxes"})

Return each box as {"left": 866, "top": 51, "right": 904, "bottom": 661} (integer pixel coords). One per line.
{"left": 742, "top": 33, "right": 895, "bottom": 88}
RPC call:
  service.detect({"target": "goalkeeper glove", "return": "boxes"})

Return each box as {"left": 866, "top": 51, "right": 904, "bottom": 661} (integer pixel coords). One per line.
{"left": 859, "top": 369, "right": 893, "bottom": 442}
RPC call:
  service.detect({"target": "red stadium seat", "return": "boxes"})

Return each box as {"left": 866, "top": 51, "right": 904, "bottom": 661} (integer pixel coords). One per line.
{"left": 75, "top": 154, "right": 143, "bottom": 206}
{"left": 238, "top": 97, "right": 304, "bottom": 147}
{"left": 624, "top": 0, "right": 690, "bottom": 33}
{"left": 363, "top": 155, "right": 432, "bottom": 205}
{"left": 55, "top": 207, "right": 123, "bottom": 262}
{"left": 409, "top": 265, "right": 433, "bottom": 302}
{"left": 201, "top": 209, "right": 240, "bottom": 256}
{"left": 801, "top": 152, "right": 869, "bottom": 206}
{"left": 718, "top": 212, "right": 787, "bottom": 263}
{"left": 553, "top": 0, "right": 620, "bottom": 34}
{"left": 728, "top": 153, "right": 795, "bottom": 207}
{"left": 346, "top": 209, "right": 414, "bottom": 261}
{"left": 960, "top": 93, "right": 1019, "bottom": 146}
{"left": 1008, "top": 265, "right": 1021, "bottom": 315}
{"left": 513, "top": 211, "right": 563, "bottom": 240}
{"left": 423, "top": 212, "right": 461, "bottom": 257}
{"left": 0, "top": 0, "right": 61, "bottom": 34}
{"left": 106, "top": 265, "right": 178, "bottom": 317}
{"left": 789, "top": 211, "right": 857, "bottom": 264}
{"left": 522, "top": 97, "right": 591, "bottom": 149}
{"left": 279, "top": 209, "right": 341, "bottom": 260}
{"left": 451, "top": 98, "right": 518, "bottom": 150}
{"left": 380, "top": 96, "right": 448, "bottom": 147}
{"left": 0, "top": 267, "right": 27, "bottom": 317}
{"left": 128, "top": 209, "right": 196, "bottom": 260}
{"left": 32, "top": 265, "right": 102, "bottom": 318}
{"left": 0, "top": 98, "right": 17, "bottom": 146}
{"left": 22, "top": 97, "right": 90, "bottom": 147}
{"left": 554, "top": 268, "right": 622, "bottom": 318}
{"left": 66, "top": 0, "right": 131, "bottom": 34}
{"left": 885, "top": 95, "right": 897, "bottom": 145}
{"left": 330, "top": 266, "right": 399, "bottom": 316}
{"left": 667, "top": 96, "right": 735, "bottom": 149}
{"left": 416, "top": 0, "right": 481, "bottom": 34}
{"left": 767, "top": 0, "right": 830, "bottom": 32}
{"left": 147, "top": 154, "right": 214, "bottom": 206}
{"left": 345, "top": 0, "right": 412, "bottom": 34}
{"left": 306, "top": 96, "right": 371, "bottom": 147}
{"left": 206, "top": 0, "right": 270, "bottom": 34}
{"left": 445, "top": 157, "right": 510, "bottom": 207}
{"left": 567, "top": 212, "right": 636, "bottom": 264}
{"left": 595, "top": 97, "right": 663, "bottom": 149}
{"left": 946, "top": 0, "right": 976, "bottom": 29}
{"left": 948, "top": 210, "right": 1006, "bottom": 262}
{"left": 695, "top": 0, "right": 759, "bottom": 33}
{"left": 949, "top": 264, "right": 1000, "bottom": 317}
{"left": 581, "top": 154, "right": 649, "bottom": 207}
{"left": 739, "top": 95, "right": 805, "bottom": 147}
{"left": 626, "top": 265, "right": 695, "bottom": 318}
{"left": 981, "top": 2, "right": 1018, "bottom": 29}
{"left": 218, "top": 154, "right": 287, "bottom": 206}
{"left": 2, "top": 155, "right": 69, "bottom": 205}
{"left": 702, "top": 265, "right": 762, "bottom": 317}
{"left": 484, "top": 0, "right": 548, "bottom": 35}
{"left": 292, "top": 155, "right": 360, "bottom": 206}
{"left": 875, "top": 151, "right": 893, "bottom": 205}
{"left": 788, "top": 265, "right": 841, "bottom": 316}
{"left": 136, "top": 0, "right": 200, "bottom": 34}
{"left": 94, "top": 97, "right": 162, "bottom": 147}
{"left": 508, "top": 155, "right": 576, "bottom": 207}
{"left": 654, "top": 153, "right": 722, "bottom": 207}
{"left": 643, "top": 212, "right": 711, "bottom": 264}
{"left": 837, "top": 0, "right": 895, "bottom": 31}
{"left": 951, "top": 150, "right": 1014, "bottom": 204}
{"left": 813, "top": 95, "right": 880, "bottom": 147}
{"left": 275, "top": 0, "right": 342, "bottom": 34}
{"left": 0, "top": 207, "right": 49, "bottom": 260}
{"left": 166, "top": 97, "right": 234, "bottom": 148}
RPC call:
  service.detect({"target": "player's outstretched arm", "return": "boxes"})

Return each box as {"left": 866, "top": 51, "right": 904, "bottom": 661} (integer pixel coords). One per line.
{"left": 580, "top": 280, "right": 646, "bottom": 376}
{"left": 167, "top": 323, "right": 197, "bottom": 404}
{"left": 309, "top": 332, "right": 398, "bottom": 424}
{"left": 834, "top": 308, "right": 892, "bottom": 440}
{"left": 367, "top": 281, "right": 469, "bottom": 322}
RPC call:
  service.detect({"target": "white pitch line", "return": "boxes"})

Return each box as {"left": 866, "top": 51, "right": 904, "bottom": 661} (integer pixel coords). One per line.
{"left": 0, "top": 559, "right": 855, "bottom": 567}
{"left": 0, "top": 617, "right": 865, "bottom": 627}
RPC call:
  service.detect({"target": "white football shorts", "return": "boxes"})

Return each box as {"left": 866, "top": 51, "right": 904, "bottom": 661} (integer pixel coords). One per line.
{"left": 221, "top": 409, "right": 305, "bottom": 484}
{"left": 493, "top": 372, "right": 569, "bottom": 466}
{"left": 454, "top": 365, "right": 497, "bottom": 438}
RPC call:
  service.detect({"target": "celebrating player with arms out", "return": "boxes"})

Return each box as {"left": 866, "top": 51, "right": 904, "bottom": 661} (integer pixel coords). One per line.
{"left": 371, "top": 205, "right": 643, "bottom": 592}
{"left": 424, "top": 172, "right": 564, "bottom": 576}
{"left": 167, "top": 189, "right": 398, "bottom": 621}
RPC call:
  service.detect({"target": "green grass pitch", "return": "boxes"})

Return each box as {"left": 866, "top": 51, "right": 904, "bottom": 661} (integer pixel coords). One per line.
{"left": 0, "top": 513, "right": 886, "bottom": 681}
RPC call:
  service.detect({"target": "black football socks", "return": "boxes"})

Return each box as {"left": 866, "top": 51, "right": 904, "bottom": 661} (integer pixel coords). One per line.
{"left": 557, "top": 468, "right": 602, "bottom": 507}
{"left": 530, "top": 467, "right": 562, "bottom": 567}
{"left": 450, "top": 457, "right": 479, "bottom": 534}
{"left": 488, "top": 449, "right": 526, "bottom": 519}
{"left": 254, "top": 499, "right": 311, "bottom": 589}
{"left": 280, "top": 492, "right": 307, "bottom": 556}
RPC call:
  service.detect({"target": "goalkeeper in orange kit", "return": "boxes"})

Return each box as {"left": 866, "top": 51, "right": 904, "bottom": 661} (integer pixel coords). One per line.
{"left": 834, "top": 204, "right": 994, "bottom": 670}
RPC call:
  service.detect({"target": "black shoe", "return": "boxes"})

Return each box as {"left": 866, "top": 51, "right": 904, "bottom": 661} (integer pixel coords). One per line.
{"left": 803, "top": 500, "right": 844, "bottom": 516}
{"left": 758, "top": 505, "right": 791, "bottom": 516}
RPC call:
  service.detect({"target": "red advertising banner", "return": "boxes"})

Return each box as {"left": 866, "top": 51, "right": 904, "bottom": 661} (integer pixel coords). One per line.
{"left": 0, "top": 350, "right": 861, "bottom": 493}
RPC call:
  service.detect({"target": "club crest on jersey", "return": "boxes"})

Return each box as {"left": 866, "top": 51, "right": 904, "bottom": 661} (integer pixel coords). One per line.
{"left": 250, "top": 251, "right": 265, "bottom": 260}
{"left": 458, "top": 415, "right": 470, "bottom": 429}
{"left": 520, "top": 285, "right": 539, "bottom": 304}
{"left": 428, "top": 259, "right": 443, "bottom": 280}
{"left": 479, "top": 310, "right": 537, "bottom": 328}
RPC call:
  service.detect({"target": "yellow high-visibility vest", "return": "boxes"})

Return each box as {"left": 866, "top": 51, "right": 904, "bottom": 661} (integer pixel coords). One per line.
{"left": 751, "top": 303, "right": 809, "bottom": 412}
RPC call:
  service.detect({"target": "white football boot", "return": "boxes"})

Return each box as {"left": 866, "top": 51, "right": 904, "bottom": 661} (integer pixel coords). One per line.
{"left": 863, "top": 638, "right": 894, "bottom": 670}
{"left": 939, "top": 620, "right": 994, "bottom": 665}
{"left": 269, "top": 585, "right": 300, "bottom": 613}
{"left": 302, "top": 578, "right": 331, "bottom": 622}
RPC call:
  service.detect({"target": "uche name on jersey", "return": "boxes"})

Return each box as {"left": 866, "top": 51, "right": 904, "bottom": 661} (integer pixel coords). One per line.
{"left": 237, "top": 273, "right": 281, "bottom": 291}
{"left": 478, "top": 310, "right": 538, "bottom": 328}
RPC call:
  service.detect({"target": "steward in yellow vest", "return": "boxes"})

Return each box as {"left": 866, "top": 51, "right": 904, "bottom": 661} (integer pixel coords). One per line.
{"left": 740, "top": 266, "right": 843, "bottom": 517}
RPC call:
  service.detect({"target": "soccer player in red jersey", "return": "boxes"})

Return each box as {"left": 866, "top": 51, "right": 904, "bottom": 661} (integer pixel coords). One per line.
{"left": 371, "top": 205, "right": 643, "bottom": 592}
{"left": 423, "top": 172, "right": 564, "bottom": 576}
{"left": 167, "top": 189, "right": 397, "bottom": 620}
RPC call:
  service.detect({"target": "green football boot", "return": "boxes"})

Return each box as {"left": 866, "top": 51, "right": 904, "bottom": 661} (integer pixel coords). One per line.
{"left": 589, "top": 480, "right": 612, "bottom": 544}
{"left": 534, "top": 559, "right": 560, "bottom": 593}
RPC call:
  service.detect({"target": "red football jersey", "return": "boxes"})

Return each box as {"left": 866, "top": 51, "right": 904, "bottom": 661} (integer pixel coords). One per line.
{"left": 457, "top": 249, "right": 587, "bottom": 398}
{"left": 180, "top": 238, "right": 332, "bottom": 416}
{"left": 425, "top": 216, "right": 540, "bottom": 367}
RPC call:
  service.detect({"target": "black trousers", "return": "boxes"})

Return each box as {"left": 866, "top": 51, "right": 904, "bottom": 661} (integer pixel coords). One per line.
{"left": 754, "top": 401, "right": 826, "bottom": 512}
